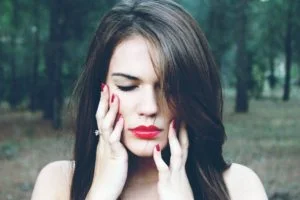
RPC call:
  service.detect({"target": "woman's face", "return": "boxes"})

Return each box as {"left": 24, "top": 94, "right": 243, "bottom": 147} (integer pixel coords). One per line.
{"left": 106, "top": 36, "right": 173, "bottom": 157}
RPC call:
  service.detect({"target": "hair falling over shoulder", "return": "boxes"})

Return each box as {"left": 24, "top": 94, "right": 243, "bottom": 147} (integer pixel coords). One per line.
{"left": 70, "top": 0, "right": 231, "bottom": 199}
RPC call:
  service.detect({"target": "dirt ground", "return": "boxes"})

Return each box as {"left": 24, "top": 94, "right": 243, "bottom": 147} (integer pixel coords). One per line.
{"left": 0, "top": 97, "right": 299, "bottom": 200}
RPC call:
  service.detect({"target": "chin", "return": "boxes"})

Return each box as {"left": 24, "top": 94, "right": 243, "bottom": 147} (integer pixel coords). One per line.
{"left": 123, "top": 138, "right": 167, "bottom": 158}
{"left": 125, "top": 143, "right": 155, "bottom": 157}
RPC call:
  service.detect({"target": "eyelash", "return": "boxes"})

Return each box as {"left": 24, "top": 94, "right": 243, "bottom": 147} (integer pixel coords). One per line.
{"left": 117, "top": 85, "right": 137, "bottom": 92}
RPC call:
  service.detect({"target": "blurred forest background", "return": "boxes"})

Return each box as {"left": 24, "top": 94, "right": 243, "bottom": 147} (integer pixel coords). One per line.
{"left": 0, "top": 0, "right": 299, "bottom": 199}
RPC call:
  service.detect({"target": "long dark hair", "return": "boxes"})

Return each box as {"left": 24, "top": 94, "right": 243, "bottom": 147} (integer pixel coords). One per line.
{"left": 71, "top": 0, "right": 231, "bottom": 199}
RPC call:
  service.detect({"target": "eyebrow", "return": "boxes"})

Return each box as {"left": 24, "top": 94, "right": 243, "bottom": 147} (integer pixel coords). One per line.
{"left": 111, "top": 73, "right": 140, "bottom": 81}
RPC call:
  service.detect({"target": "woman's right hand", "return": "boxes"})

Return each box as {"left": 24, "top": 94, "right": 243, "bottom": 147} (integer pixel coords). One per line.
{"left": 86, "top": 83, "right": 128, "bottom": 200}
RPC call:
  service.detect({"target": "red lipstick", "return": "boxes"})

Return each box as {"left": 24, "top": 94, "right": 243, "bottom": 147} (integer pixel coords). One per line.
{"left": 129, "top": 125, "right": 162, "bottom": 139}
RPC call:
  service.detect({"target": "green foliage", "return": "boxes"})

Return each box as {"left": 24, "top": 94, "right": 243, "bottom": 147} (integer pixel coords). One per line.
{"left": 0, "top": 0, "right": 12, "bottom": 27}
{"left": 0, "top": 0, "right": 299, "bottom": 113}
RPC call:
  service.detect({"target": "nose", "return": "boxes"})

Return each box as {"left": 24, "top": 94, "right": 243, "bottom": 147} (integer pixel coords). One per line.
{"left": 138, "top": 86, "right": 158, "bottom": 117}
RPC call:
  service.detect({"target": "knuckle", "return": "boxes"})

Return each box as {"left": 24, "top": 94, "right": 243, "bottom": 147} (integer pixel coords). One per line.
{"left": 111, "top": 103, "right": 118, "bottom": 111}
{"left": 170, "top": 157, "right": 181, "bottom": 165}
{"left": 182, "top": 142, "right": 189, "bottom": 149}
{"left": 173, "top": 149, "right": 183, "bottom": 158}
{"left": 160, "top": 166, "right": 169, "bottom": 174}
{"left": 185, "top": 143, "right": 190, "bottom": 149}
{"left": 108, "top": 137, "right": 114, "bottom": 144}
{"left": 95, "top": 112, "right": 103, "bottom": 120}
{"left": 107, "top": 107, "right": 116, "bottom": 116}
{"left": 101, "top": 122, "right": 111, "bottom": 132}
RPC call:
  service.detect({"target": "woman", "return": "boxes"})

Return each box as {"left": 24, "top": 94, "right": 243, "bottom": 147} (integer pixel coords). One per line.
{"left": 31, "top": 0, "right": 268, "bottom": 199}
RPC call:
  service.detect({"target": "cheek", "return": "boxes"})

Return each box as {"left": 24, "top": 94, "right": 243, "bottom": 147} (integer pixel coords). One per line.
{"left": 107, "top": 85, "right": 132, "bottom": 109}
{"left": 115, "top": 92, "right": 135, "bottom": 115}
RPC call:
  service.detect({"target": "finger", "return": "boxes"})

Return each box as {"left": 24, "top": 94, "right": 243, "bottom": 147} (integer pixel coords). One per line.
{"left": 95, "top": 83, "right": 109, "bottom": 131}
{"left": 96, "top": 83, "right": 109, "bottom": 119}
{"left": 179, "top": 122, "right": 189, "bottom": 164}
{"left": 97, "top": 134, "right": 106, "bottom": 158}
{"left": 95, "top": 132, "right": 110, "bottom": 168}
{"left": 153, "top": 144, "right": 170, "bottom": 183}
{"left": 169, "top": 120, "right": 183, "bottom": 171}
{"left": 109, "top": 115, "right": 124, "bottom": 147}
{"left": 101, "top": 94, "right": 119, "bottom": 139}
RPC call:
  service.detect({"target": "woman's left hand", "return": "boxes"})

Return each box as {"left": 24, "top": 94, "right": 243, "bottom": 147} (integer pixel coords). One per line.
{"left": 153, "top": 121, "right": 194, "bottom": 200}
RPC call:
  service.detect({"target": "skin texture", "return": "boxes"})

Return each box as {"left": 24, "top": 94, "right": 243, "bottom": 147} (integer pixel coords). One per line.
{"left": 105, "top": 36, "right": 173, "bottom": 157}
{"left": 89, "top": 35, "right": 194, "bottom": 199}
{"left": 31, "top": 36, "right": 268, "bottom": 200}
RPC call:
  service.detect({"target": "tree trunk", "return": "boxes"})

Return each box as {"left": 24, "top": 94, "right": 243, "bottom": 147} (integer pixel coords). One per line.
{"left": 44, "top": 0, "right": 65, "bottom": 129}
{"left": 207, "top": 0, "right": 227, "bottom": 68}
{"left": 30, "top": 0, "right": 40, "bottom": 111}
{"left": 235, "top": 0, "right": 249, "bottom": 113}
{"left": 44, "top": 42, "right": 54, "bottom": 119}
{"left": 0, "top": 42, "right": 4, "bottom": 101}
{"left": 268, "top": 54, "right": 276, "bottom": 90}
{"left": 9, "top": 0, "right": 19, "bottom": 108}
{"left": 282, "top": 0, "right": 294, "bottom": 101}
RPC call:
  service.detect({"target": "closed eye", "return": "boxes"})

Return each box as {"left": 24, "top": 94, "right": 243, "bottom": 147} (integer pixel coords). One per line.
{"left": 117, "top": 85, "right": 137, "bottom": 92}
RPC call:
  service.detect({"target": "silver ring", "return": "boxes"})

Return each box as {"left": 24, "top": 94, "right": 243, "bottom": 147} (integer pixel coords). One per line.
{"left": 94, "top": 129, "right": 101, "bottom": 136}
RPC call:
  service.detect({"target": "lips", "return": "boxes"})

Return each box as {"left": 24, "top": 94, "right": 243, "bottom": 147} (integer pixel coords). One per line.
{"left": 129, "top": 125, "right": 162, "bottom": 139}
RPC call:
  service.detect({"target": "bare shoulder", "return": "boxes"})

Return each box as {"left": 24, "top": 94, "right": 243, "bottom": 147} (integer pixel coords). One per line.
{"left": 31, "top": 160, "right": 74, "bottom": 200}
{"left": 223, "top": 163, "right": 268, "bottom": 200}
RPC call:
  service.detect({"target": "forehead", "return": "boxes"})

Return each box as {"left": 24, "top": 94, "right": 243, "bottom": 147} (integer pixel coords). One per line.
{"left": 107, "top": 36, "right": 159, "bottom": 82}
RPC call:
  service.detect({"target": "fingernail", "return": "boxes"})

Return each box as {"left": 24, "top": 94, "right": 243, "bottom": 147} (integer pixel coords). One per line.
{"left": 119, "top": 115, "right": 123, "bottom": 122}
{"left": 172, "top": 120, "right": 176, "bottom": 129}
{"left": 111, "top": 94, "right": 115, "bottom": 103}
{"left": 101, "top": 83, "right": 106, "bottom": 91}
{"left": 116, "top": 113, "right": 121, "bottom": 121}
{"left": 155, "top": 144, "right": 160, "bottom": 151}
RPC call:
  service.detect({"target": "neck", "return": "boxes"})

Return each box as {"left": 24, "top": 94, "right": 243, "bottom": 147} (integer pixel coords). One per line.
{"left": 127, "top": 154, "right": 158, "bottom": 185}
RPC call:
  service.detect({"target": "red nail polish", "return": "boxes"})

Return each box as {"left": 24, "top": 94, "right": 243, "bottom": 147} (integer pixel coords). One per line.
{"left": 119, "top": 115, "right": 123, "bottom": 122}
{"left": 172, "top": 120, "right": 176, "bottom": 129}
{"left": 155, "top": 144, "right": 160, "bottom": 151}
{"left": 101, "top": 83, "right": 106, "bottom": 91}
{"left": 116, "top": 113, "right": 121, "bottom": 121}
{"left": 111, "top": 94, "right": 115, "bottom": 103}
